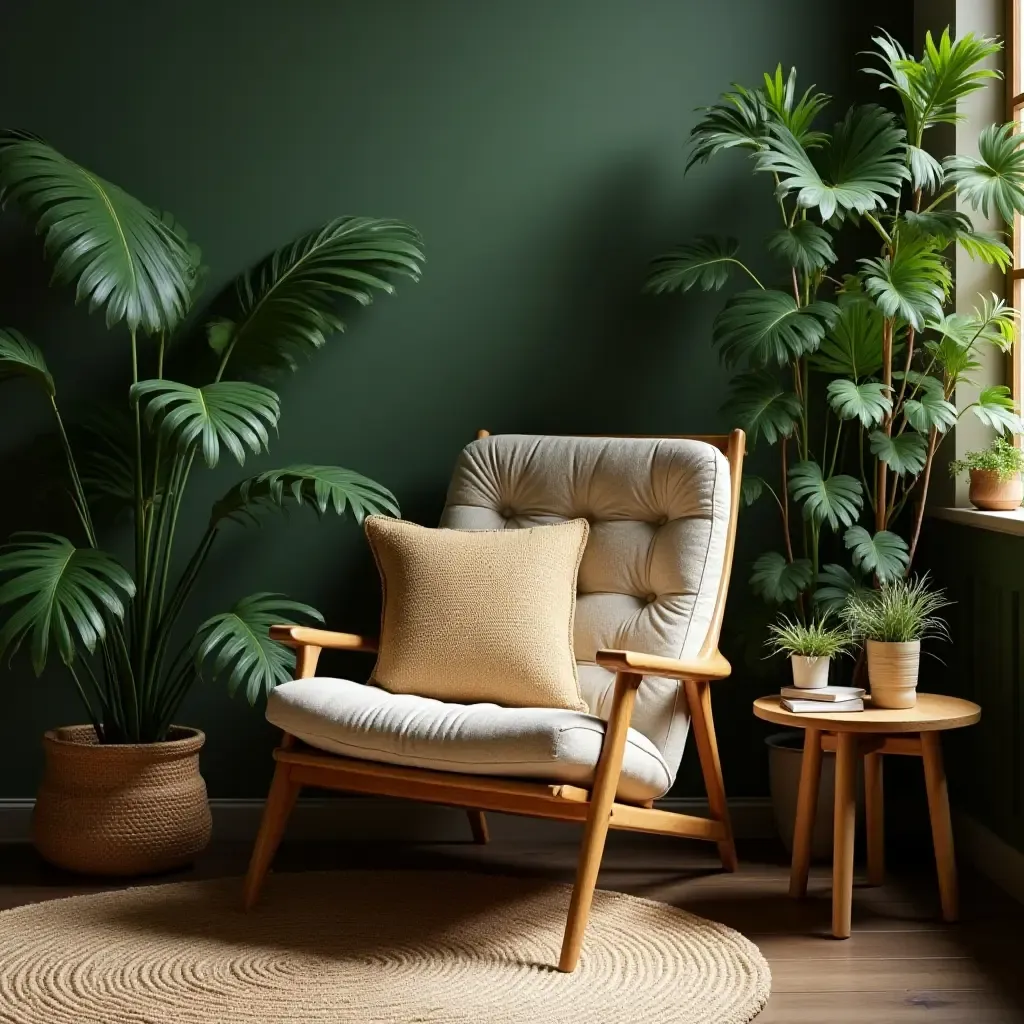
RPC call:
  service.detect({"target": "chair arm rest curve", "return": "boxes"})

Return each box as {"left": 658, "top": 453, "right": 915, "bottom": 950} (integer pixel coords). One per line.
{"left": 269, "top": 625, "right": 379, "bottom": 653}
{"left": 595, "top": 648, "right": 731, "bottom": 681}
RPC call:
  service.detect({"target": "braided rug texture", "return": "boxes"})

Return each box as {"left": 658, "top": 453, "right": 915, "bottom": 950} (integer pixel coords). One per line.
{"left": 0, "top": 870, "right": 770, "bottom": 1023}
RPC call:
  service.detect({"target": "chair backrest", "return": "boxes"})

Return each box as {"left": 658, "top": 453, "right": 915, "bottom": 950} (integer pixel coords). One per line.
{"left": 440, "top": 431, "right": 743, "bottom": 783}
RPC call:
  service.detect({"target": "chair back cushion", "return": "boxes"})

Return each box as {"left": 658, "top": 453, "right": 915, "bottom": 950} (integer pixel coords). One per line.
{"left": 366, "top": 515, "right": 589, "bottom": 711}
{"left": 440, "top": 435, "right": 732, "bottom": 783}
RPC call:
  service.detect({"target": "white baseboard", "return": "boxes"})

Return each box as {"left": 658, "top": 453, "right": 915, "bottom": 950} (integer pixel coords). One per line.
{"left": 0, "top": 796, "right": 775, "bottom": 845}
{"left": 953, "top": 811, "right": 1024, "bottom": 905}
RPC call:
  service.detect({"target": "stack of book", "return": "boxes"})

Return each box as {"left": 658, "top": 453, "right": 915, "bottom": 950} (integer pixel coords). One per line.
{"left": 780, "top": 685, "right": 865, "bottom": 713}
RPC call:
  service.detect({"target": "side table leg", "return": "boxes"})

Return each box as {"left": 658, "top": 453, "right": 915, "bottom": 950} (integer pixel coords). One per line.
{"left": 789, "top": 727, "right": 823, "bottom": 899}
{"left": 832, "top": 732, "right": 858, "bottom": 939}
{"left": 921, "top": 731, "right": 959, "bottom": 922}
{"left": 865, "top": 752, "right": 885, "bottom": 886}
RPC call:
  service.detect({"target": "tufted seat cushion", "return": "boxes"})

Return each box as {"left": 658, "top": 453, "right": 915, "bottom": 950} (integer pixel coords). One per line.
{"left": 266, "top": 677, "right": 672, "bottom": 804}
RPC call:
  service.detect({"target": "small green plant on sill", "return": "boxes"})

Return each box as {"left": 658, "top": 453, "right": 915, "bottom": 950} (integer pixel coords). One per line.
{"left": 949, "top": 436, "right": 1024, "bottom": 481}
{"left": 765, "top": 614, "right": 854, "bottom": 658}
{"left": 840, "top": 575, "right": 951, "bottom": 643}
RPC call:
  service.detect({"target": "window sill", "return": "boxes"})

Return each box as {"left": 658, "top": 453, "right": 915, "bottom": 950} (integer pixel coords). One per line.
{"left": 928, "top": 506, "right": 1024, "bottom": 538}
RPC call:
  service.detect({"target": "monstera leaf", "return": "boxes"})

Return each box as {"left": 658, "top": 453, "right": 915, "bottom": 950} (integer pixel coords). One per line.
{"left": 207, "top": 217, "right": 424, "bottom": 378}
{"left": 0, "top": 329, "right": 53, "bottom": 396}
{"left": 826, "top": 379, "right": 892, "bottom": 428}
{"left": 645, "top": 236, "right": 742, "bottom": 293}
{"left": 903, "top": 390, "right": 958, "bottom": 433}
{"left": 767, "top": 221, "right": 836, "bottom": 274}
{"left": 757, "top": 104, "right": 908, "bottom": 221}
{"left": 741, "top": 475, "right": 766, "bottom": 507}
{"left": 0, "top": 533, "right": 135, "bottom": 675}
{"left": 130, "top": 379, "right": 280, "bottom": 467}
{"left": 869, "top": 431, "right": 929, "bottom": 475}
{"left": 809, "top": 293, "right": 892, "bottom": 378}
{"left": 788, "top": 461, "right": 863, "bottom": 530}
{"left": 713, "top": 290, "right": 837, "bottom": 366}
{"left": 750, "top": 552, "right": 814, "bottom": 603}
{"left": 725, "top": 370, "right": 801, "bottom": 444}
{"left": 193, "top": 593, "right": 323, "bottom": 704}
{"left": 211, "top": 465, "right": 400, "bottom": 527}
{"left": 944, "top": 123, "right": 1024, "bottom": 223}
{"left": 0, "top": 135, "right": 196, "bottom": 334}
{"left": 814, "top": 562, "right": 870, "bottom": 613}
{"left": 844, "top": 526, "right": 910, "bottom": 582}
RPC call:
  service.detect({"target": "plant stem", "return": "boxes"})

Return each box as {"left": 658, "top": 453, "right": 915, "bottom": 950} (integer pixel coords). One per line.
{"left": 876, "top": 318, "right": 895, "bottom": 530}
{"left": 67, "top": 663, "right": 102, "bottom": 738}
{"left": 130, "top": 329, "right": 147, "bottom": 693}
{"left": 780, "top": 437, "right": 794, "bottom": 564}
{"left": 829, "top": 420, "right": 843, "bottom": 477}
{"left": 894, "top": 325, "right": 916, "bottom": 411}
{"left": 906, "top": 428, "right": 938, "bottom": 569}
{"left": 50, "top": 399, "right": 96, "bottom": 548}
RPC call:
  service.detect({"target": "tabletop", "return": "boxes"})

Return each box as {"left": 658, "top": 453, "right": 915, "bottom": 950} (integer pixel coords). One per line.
{"left": 752, "top": 693, "right": 981, "bottom": 733}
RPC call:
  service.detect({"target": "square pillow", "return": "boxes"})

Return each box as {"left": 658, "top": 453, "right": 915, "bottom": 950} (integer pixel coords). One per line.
{"left": 365, "top": 516, "right": 590, "bottom": 711}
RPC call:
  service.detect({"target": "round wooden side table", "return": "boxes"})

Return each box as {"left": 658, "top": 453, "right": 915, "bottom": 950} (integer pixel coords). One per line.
{"left": 753, "top": 693, "right": 981, "bottom": 939}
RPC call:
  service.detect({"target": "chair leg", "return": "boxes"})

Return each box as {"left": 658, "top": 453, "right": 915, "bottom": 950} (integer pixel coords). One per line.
{"left": 242, "top": 761, "right": 301, "bottom": 910}
{"left": 685, "top": 678, "right": 737, "bottom": 871}
{"left": 467, "top": 809, "right": 490, "bottom": 845}
{"left": 559, "top": 672, "right": 638, "bottom": 973}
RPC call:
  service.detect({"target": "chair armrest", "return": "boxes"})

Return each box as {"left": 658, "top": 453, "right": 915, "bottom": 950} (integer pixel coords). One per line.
{"left": 595, "top": 648, "right": 731, "bottom": 681}
{"left": 269, "top": 625, "right": 379, "bottom": 653}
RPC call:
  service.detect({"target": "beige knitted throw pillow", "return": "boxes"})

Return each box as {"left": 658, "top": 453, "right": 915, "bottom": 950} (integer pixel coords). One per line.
{"left": 365, "top": 516, "right": 589, "bottom": 711}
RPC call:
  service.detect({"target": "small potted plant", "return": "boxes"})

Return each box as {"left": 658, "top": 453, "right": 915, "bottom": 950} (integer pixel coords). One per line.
{"left": 765, "top": 615, "right": 853, "bottom": 688}
{"left": 950, "top": 437, "right": 1024, "bottom": 511}
{"left": 841, "top": 576, "right": 950, "bottom": 709}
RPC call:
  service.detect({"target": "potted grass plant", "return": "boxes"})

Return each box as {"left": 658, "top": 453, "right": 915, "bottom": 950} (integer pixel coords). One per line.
{"left": 0, "top": 132, "right": 424, "bottom": 875}
{"left": 950, "top": 436, "right": 1024, "bottom": 510}
{"left": 841, "top": 575, "right": 950, "bottom": 708}
{"left": 765, "top": 615, "right": 853, "bottom": 688}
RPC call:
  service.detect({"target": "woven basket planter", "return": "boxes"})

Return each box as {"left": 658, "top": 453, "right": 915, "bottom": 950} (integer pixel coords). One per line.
{"left": 33, "top": 725, "right": 212, "bottom": 876}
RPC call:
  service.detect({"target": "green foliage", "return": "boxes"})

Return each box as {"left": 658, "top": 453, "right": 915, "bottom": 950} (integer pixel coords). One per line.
{"left": 741, "top": 475, "right": 766, "bottom": 506}
{"left": 194, "top": 594, "right": 323, "bottom": 705}
{"left": 944, "top": 124, "right": 1024, "bottom": 224}
{"left": 713, "top": 290, "right": 836, "bottom": 366}
{"left": 0, "top": 534, "right": 134, "bottom": 676}
{"left": 841, "top": 574, "right": 951, "bottom": 643}
{"left": 788, "top": 461, "right": 863, "bottom": 530}
{"left": 207, "top": 217, "right": 424, "bottom": 378}
{"left": 750, "top": 552, "right": 814, "bottom": 603}
{"left": 757, "top": 105, "right": 908, "bottom": 221}
{"left": 843, "top": 526, "right": 910, "bottom": 582}
{"left": 645, "top": 236, "right": 743, "bottom": 293}
{"left": 726, "top": 370, "right": 801, "bottom": 444}
{"left": 902, "top": 389, "right": 957, "bottom": 433}
{"left": 767, "top": 222, "right": 835, "bottom": 274}
{"left": 949, "top": 436, "right": 1024, "bottom": 481}
{"left": 859, "top": 241, "right": 950, "bottom": 330}
{"left": 969, "top": 385, "right": 1024, "bottom": 434}
{"left": 0, "top": 136, "right": 425, "bottom": 742}
{"left": 814, "top": 562, "right": 869, "bottom": 614}
{"left": 826, "top": 379, "right": 891, "bottom": 428}
{"left": 765, "top": 613, "right": 854, "bottom": 658}
{"left": 0, "top": 136, "right": 197, "bottom": 334}
{"left": 808, "top": 293, "right": 890, "bottom": 378}
{"left": 868, "top": 430, "right": 928, "bottom": 476}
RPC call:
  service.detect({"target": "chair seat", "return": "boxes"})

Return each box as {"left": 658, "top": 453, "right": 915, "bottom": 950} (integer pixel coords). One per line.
{"left": 266, "top": 678, "right": 672, "bottom": 804}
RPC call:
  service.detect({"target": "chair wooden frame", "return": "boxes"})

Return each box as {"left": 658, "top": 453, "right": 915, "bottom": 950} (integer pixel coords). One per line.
{"left": 243, "top": 428, "right": 745, "bottom": 973}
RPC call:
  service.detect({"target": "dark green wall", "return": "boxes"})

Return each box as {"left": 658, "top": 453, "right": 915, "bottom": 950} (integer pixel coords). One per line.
{"left": 0, "top": 0, "right": 909, "bottom": 798}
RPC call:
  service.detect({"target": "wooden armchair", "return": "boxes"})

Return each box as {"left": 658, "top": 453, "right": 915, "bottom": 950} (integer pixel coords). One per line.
{"left": 243, "top": 430, "right": 744, "bottom": 973}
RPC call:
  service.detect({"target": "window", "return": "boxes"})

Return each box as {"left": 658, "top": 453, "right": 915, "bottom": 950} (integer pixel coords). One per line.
{"left": 1011, "top": 0, "right": 1023, "bottom": 403}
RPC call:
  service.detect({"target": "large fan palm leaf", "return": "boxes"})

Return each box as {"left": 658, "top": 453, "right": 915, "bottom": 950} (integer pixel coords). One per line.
{"left": 0, "top": 135, "right": 196, "bottom": 334}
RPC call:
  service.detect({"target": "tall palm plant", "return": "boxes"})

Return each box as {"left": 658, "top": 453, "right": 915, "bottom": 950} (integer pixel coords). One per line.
{"left": 0, "top": 133, "right": 424, "bottom": 742}
{"left": 648, "top": 30, "right": 1024, "bottom": 612}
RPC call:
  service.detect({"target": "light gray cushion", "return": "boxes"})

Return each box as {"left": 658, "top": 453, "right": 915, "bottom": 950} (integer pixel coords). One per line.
{"left": 267, "top": 677, "right": 672, "bottom": 804}
{"left": 440, "top": 435, "right": 731, "bottom": 783}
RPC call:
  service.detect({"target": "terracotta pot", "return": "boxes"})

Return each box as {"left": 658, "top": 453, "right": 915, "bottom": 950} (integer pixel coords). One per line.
{"left": 865, "top": 640, "right": 920, "bottom": 709}
{"left": 968, "top": 469, "right": 1023, "bottom": 511}
{"left": 33, "top": 725, "right": 212, "bottom": 876}
{"left": 790, "top": 655, "right": 830, "bottom": 688}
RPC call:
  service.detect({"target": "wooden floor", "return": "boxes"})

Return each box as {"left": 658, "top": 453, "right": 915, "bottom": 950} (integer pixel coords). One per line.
{"left": 1, "top": 834, "right": 1022, "bottom": 1022}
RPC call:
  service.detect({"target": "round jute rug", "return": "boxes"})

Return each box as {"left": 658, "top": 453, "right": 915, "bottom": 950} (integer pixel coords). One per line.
{"left": 0, "top": 870, "right": 770, "bottom": 1023}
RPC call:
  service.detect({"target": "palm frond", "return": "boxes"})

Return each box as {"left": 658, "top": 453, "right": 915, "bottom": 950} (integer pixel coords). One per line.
{"left": 645, "top": 236, "right": 742, "bottom": 293}
{"left": 0, "top": 328, "right": 53, "bottom": 395}
{"left": 944, "top": 123, "right": 1024, "bottom": 223}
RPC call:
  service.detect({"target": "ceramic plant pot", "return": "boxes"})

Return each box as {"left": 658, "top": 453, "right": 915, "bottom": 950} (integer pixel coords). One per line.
{"left": 865, "top": 640, "right": 920, "bottom": 709}
{"left": 33, "top": 725, "right": 212, "bottom": 876}
{"left": 968, "top": 469, "right": 1024, "bottom": 511}
{"left": 790, "top": 655, "right": 830, "bottom": 689}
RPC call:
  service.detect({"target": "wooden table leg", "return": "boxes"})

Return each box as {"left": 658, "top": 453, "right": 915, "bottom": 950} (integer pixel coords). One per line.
{"left": 789, "top": 727, "right": 822, "bottom": 899}
{"left": 921, "top": 731, "right": 959, "bottom": 922}
{"left": 865, "top": 751, "right": 885, "bottom": 886}
{"left": 832, "top": 732, "right": 858, "bottom": 939}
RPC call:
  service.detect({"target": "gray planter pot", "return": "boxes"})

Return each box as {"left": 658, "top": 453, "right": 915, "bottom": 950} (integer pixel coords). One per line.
{"left": 766, "top": 731, "right": 863, "bottom": 860}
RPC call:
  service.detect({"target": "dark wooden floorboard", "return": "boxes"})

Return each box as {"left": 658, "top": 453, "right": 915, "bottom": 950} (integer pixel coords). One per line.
{"left": 0, "top": 836, "right": 1021, "bottom": 1021}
